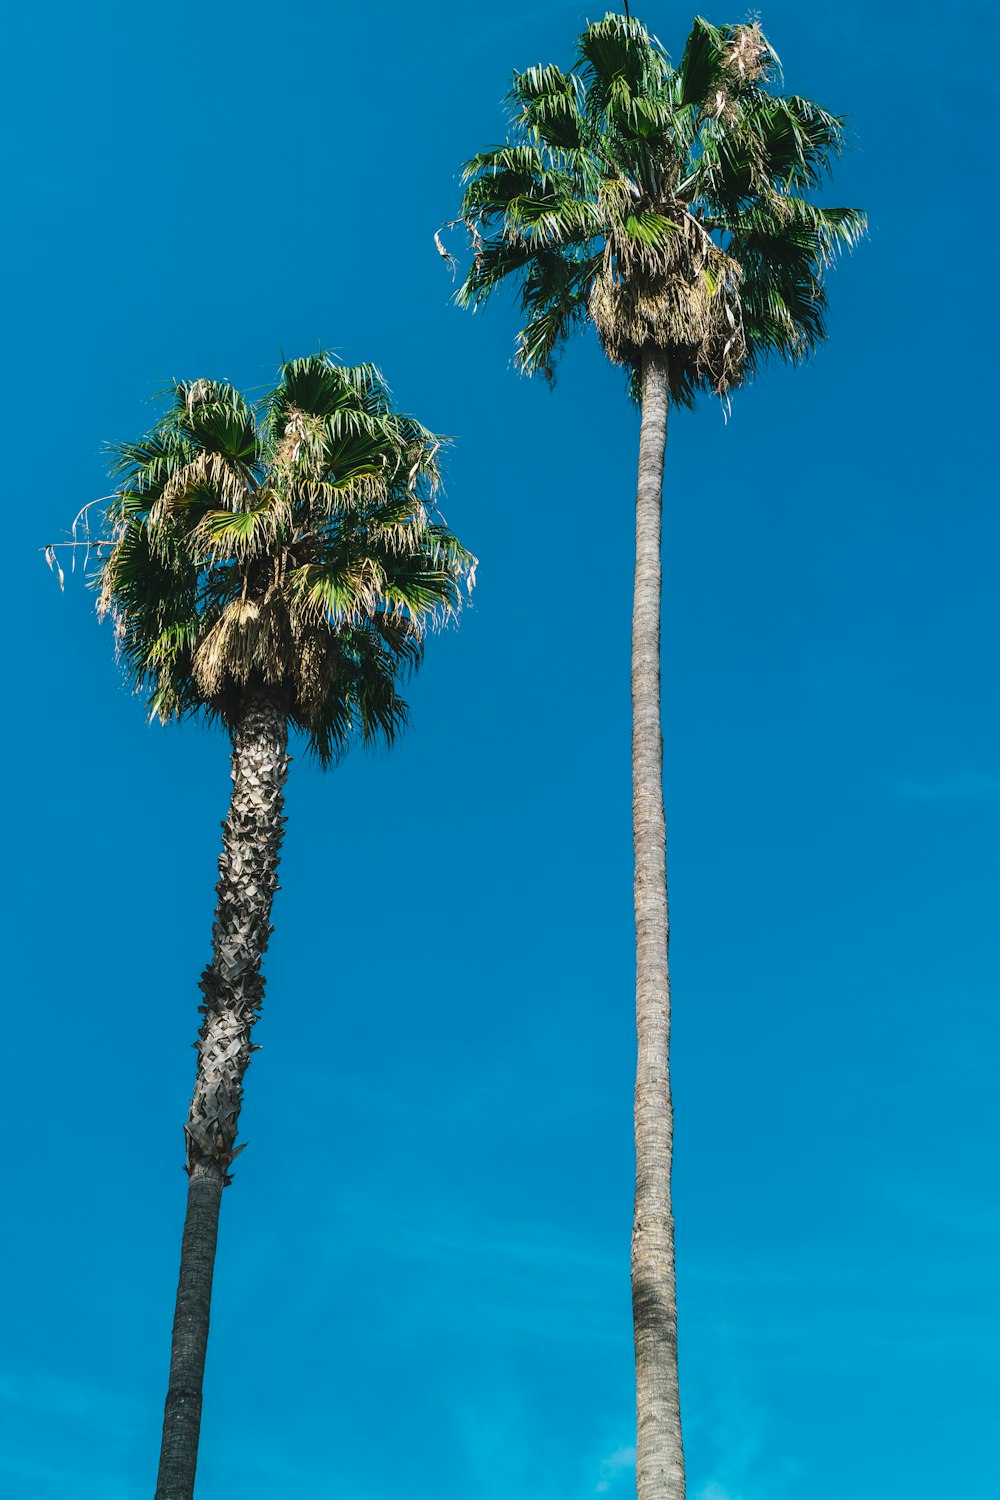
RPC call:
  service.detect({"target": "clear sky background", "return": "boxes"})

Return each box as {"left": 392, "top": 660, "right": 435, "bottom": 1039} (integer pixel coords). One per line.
{"left": 3, "top": 3, "right": 998, "bottom": 1498}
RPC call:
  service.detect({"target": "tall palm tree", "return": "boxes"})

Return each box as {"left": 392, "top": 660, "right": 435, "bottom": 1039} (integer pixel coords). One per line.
{"left": 448, "top": 15, "right": 863, "bottom": 1499}
{"left": 95, "top": 354, "right": 475, "bottom": 1500}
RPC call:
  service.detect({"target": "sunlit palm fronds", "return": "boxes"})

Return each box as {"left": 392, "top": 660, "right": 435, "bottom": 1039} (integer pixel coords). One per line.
{"left": 98, "top": 355, "right": 475, "bottom": 763}
{"left": 452, "top": 11, "right": 864, "bottom": 402}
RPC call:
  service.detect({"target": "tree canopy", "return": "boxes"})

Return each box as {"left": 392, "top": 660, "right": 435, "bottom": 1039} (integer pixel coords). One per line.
{"left": 453, "top": 13, "right": 865, "bottom": 402}
{"left": 98, "top": 355, "right": 475, "bottom": 763}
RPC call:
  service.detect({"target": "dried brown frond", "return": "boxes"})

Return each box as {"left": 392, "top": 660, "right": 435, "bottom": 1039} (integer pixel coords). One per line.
{"left": 705, "top": 23, "right": 772, "bottom": 121}
{"left": 192, "top": 595, "right": 294, "bottom": 699}
{"left": 706, "top": 88, "right": 737, "bottom": 122}
{"left": 725, "top": 22, "right": 769, "bottom": 85}
{"left": 291, "top": 623, "right": 334, "bottom": 719}
{"left": 274, "top": 406, "right": 336, "bottom": 481}
{"left": 590, "top": 207, "right": 746, "bottom": 394}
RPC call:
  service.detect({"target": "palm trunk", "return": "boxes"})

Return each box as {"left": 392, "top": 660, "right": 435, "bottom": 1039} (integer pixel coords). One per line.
{"left": 631, "top": 348, "right": 685, "bottom": 1500}
{"left": 154, "top": 690, "right": 290, "bottom": 1500}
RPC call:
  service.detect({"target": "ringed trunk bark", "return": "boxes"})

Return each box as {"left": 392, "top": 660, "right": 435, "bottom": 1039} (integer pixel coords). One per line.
{"left": 154, "top": 690, "right": 290, "bottom": 1500}
{"left": 631, "top": 348, "right": 685, "bottom": 1500}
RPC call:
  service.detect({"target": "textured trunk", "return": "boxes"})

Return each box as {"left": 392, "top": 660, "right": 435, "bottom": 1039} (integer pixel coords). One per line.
{"left": 154, "top": 691, "right": 290, "bottom": 1500}
{"left": 631, "top": 349, "right": 685, "bottom": 1500}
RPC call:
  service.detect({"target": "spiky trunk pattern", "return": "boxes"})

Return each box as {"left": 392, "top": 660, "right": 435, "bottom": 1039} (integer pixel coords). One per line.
{"left": 631, "top": 350, "right": 685, "bottom": 1500}
{"left": 154, "top": 691, "right": 289, "bottom": 1500}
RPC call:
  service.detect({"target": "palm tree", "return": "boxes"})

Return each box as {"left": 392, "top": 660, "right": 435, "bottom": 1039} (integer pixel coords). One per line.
{"left": 448, "top": 15, "right": 863, "bottom": 1499}
{"left": 95, "top": 354, "right": 475, "bottom": 1500}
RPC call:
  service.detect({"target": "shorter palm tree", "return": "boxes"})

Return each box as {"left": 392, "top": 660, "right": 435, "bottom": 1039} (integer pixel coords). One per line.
{"left": 96, "top": 354, "right": 474, "bottom": 1500}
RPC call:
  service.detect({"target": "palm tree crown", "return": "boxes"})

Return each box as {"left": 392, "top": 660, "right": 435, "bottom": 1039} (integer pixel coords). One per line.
{"left": 99, "top": 354, "right": 475, "bottom": 763}
{"left": 454, "top": 12, "right": 865, "bottom": 401}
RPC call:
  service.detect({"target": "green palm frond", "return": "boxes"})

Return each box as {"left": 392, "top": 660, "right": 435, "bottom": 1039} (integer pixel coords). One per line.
{"left": 173, "top": 381, "right": 261, "bottom": 470}
{"left": 502, "top": 191, "right": 603, "bottom": 246}
{"left": 508, "top": 64, "right": 587, "bottom": 152}
{"left": 730, "top": 196, "right": 866, "bottom": 369}
{"left": 456, "top": 238, "right": 538, "bottom": 308}
{"left": 191, "top": 495, "right": 291, "bottom": 563}
{"left": 756, "top": 96, "right": 846, "bottom": 189}
{"left": 623, "top": 209, "right": 680, "bottom": 248}
{"left": 577, "top": 14, "right": 670, "bottom": 119}
{"left": 678, "top": 17, "right": 727, "bottom": 106}
{"left": 516, "top": 249, "right": 601, "bottom": 380}
{"left": 109, "top": 432, "right": 198, "bottom": 498}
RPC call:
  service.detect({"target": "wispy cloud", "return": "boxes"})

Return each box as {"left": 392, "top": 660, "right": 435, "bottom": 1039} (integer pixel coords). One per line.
{"left": 595, "top": 1444, "right": 635, "bottom": 1493}
{"left": 0, "top": 1368, "right": 147, "bottom": 1500}
{"left": 893, "top": 770, "right": 1000, "bottom": 802}
{"left": 256, "top": 1190, "right": 631, "bottom": 1349}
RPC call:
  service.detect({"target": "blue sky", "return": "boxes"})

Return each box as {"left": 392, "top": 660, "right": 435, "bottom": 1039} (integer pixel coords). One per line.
{"left": 4, "top": 2, "right": 998, "bottom": 1498}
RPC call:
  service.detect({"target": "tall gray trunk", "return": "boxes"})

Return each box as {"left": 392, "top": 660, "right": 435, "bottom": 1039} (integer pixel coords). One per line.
{"left": 154, "top": 690, "right": 290, "bottom": 1500}
{"left": 631, "top": 349, "right": 685, "bottom": 1500}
